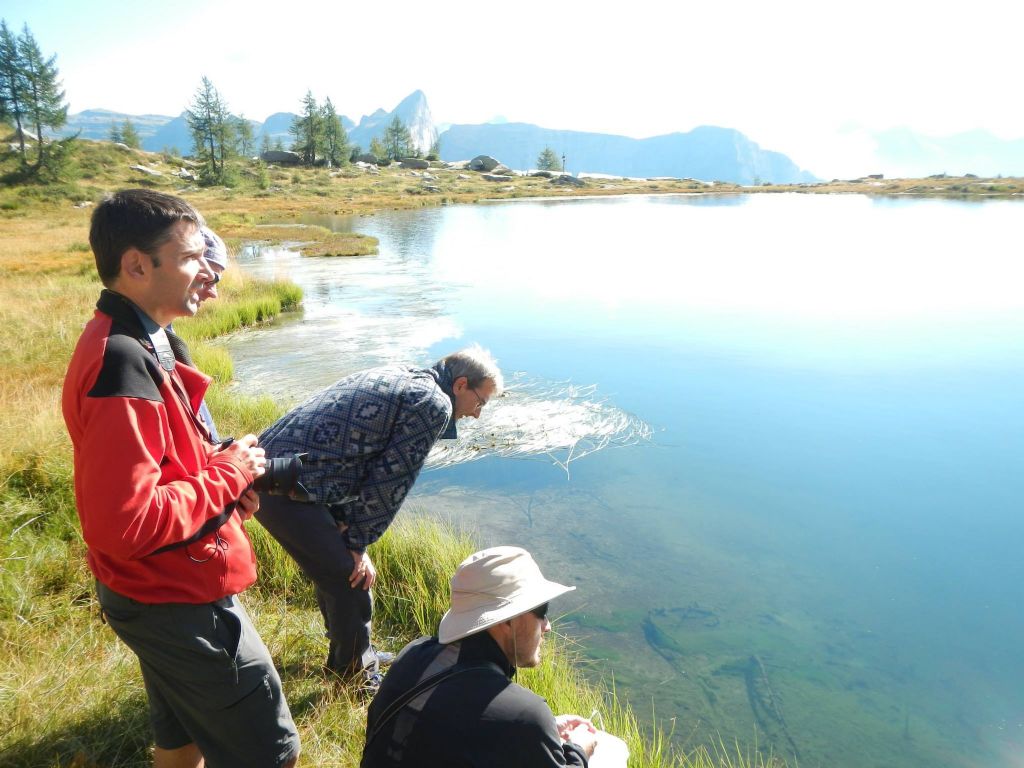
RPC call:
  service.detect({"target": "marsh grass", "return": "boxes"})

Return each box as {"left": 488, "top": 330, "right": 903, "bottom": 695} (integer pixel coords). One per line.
{"left": 173, "top": 267, "right": 302, "bottom": 345}
{"left": 212, "top": 223, "right": 379, "bottom": 257}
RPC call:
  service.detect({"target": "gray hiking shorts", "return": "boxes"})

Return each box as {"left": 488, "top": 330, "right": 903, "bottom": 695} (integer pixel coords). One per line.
{"left": 97, "top": 582, "right": 299, "bottom": 768}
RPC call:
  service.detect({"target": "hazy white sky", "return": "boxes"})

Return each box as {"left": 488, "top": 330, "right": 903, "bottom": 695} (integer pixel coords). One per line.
{"left": 3, "top": 0, "right": 1020, "bottom": 178}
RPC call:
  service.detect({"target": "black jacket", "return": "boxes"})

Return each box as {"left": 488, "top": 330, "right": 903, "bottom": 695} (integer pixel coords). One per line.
{"left": 362, "top": 632, "right": 588, "bottom": 768}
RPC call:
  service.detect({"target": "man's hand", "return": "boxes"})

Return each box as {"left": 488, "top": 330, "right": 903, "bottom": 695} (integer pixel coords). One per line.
{"left": 566, "top": 723, "right": 599, "bottom": 759}
{"left": 223, "top": 434, "right": 265, "bottom": 478}
{"left": 349, "top": 549, "right": 377, "bottom": 590}
{"left": 555, "top": 714, "right": 597, "bottom": 742}
{"left": 237, "top": 488, "right": 260, "bottom": 521}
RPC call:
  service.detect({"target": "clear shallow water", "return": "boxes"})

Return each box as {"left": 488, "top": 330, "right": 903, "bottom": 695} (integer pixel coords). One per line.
{"left": 226, "top": 194, "right": 1024, "bottom": 767}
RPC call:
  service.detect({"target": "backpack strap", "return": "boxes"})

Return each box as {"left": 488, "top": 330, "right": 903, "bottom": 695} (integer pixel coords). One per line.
{"left": 364, "top": 661, "right": 496, "bottom": 749}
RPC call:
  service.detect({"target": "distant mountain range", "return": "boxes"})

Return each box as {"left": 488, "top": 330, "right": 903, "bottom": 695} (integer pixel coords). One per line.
{"left": 56, "top": 90, "right": 1024, "bottom": 181}
{"left": 439, "top": 123, "right": 816, "bottom": 184}
{"left": 59, "top": 92, "right": 815, "bottom": 183}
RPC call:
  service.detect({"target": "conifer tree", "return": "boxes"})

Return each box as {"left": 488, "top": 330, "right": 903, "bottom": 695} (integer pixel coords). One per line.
{"left": 537, "top": 146, "right": 561, "bottom": 171}
{"left": 18, "top": 24, "right": 67, "bottom": 169}
{"left": 108, "top": 121, "right": 123, "bottom": 144}
{"left": 235, "top": 114, "right": 254, "bottom": 157}
{"left": 382, "top": 115, "right": 413, "bottom": 161}
{"left": 321, "top": 97, "right": 349, "bottom": 167}
{"left": 186, "top": 76, "right": 233, "bottom": 184}
{"left": 290, "top": 90, "right": 323, "bottom": 165}
{"left": 120, "top": 118, "right": 140, "bottom": 149}
{"left": 0, "top": 20, "right": 28, "bottom": 160}
{"left": 369, "top": 136, "right": 387, "bottom": 163}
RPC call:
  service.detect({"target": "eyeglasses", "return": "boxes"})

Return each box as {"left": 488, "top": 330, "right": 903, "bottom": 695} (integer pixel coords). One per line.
{"left": 470, "top": 386, "right": 490, "bottom": 409}
{"left": 530, "top": 602, "right": 549, "bottom": 621}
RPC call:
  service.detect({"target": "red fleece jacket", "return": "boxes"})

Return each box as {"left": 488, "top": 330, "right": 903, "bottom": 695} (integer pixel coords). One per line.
{"left": 62, "top": 302, "right": 257, "bottom": 603}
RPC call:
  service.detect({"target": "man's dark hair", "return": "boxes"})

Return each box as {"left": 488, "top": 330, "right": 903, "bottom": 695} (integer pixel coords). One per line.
{"left": 89, "top": 189, "right": 204, "bottom": 286}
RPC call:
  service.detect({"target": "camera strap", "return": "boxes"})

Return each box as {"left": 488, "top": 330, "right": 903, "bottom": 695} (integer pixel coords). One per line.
{"left": 147, "top": 500, "right": 239, "bottom": 556}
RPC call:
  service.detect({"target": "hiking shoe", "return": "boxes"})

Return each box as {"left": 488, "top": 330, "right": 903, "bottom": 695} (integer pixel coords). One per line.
{"left": 358, "top": 670, "right": 385, "bottom": 700}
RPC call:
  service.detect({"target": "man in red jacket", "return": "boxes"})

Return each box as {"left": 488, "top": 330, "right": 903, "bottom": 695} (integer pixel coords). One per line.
{"left": 62, "top": 189, "right": 299, "bottom": 768}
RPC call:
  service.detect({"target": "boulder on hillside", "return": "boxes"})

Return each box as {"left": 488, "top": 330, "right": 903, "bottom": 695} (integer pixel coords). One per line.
{"left": 550, "top": 174, "right": 586, "bottom": 187}
{"left": 355, "top": 153, "right": 378, "bottom": 164}
{"left": 482, "top": 174, "right": 514, "bottom": 182}
{"left": 530, "top": 170, "right": 555, "bottom": 178}
{"left": 469, "top": 155, "right": 500, "bottom": 172}
{"left": 129, "top": 164, "right": 162, "bottom": 177}
{"left": 261, "top": 150, "right": 301, "bottom": 165}
{"left": 400, "top": 157, "right": 429, "bottom": 169}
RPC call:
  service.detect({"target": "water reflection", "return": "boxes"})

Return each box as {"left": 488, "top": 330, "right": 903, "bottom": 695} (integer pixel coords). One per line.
{"left": 226, "top": 194, "right": 1024, "bottom": 767}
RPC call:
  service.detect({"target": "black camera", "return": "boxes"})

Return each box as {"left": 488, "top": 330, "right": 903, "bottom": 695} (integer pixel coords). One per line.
{"left": 253, "top": 453, "right": 311, "bottom": 501}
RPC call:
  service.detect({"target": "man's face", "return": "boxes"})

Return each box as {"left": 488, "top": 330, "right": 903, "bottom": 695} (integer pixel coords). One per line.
{"left": 197, "top": 264, "right": 224, "bottom": 305}
{"left": 509, "top": 607, "right": 550, "bottom": 668}
{"left": 452, "top": 376, "right": 497, "bottom": 420}
{"left": 144, "top": 221, "right": 211, "bottom": 325}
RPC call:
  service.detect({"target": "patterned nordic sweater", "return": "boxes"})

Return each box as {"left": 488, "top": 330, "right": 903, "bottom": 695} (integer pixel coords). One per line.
{"left": 259, "top": 365, "right": 454, "bottom": 551}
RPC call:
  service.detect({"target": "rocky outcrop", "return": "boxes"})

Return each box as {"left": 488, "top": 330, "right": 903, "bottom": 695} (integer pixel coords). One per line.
{"left": 261, "top": 150, "right": 301, "bottom": 165}
{"left": 550, "top": 174, "right": 586, "bottom": 187}
{"left": 469, "top": 155, "right": 500, "bottom": 172}
{"left": 349, "top": 90, "right": 438, "bottom": 157}
{"left": 400, "top": 157, "right": 429, "bottom": 169}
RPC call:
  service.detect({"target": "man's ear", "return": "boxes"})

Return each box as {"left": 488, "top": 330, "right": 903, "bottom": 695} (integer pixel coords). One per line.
{"left": 120, "top": 248, "right": 149, "bottom": 282}
{"left": 453, "top": 375, "right": 469, "bottom": 393}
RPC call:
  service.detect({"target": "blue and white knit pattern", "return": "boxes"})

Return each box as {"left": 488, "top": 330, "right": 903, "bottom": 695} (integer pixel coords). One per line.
{"left": 259, "top": 366, "right": 453, "bottom": 550}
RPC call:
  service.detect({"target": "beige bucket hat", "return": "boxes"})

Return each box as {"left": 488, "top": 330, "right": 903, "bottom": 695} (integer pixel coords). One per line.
{"left": 438, "top": 546, "right": 575, "bottom": 644}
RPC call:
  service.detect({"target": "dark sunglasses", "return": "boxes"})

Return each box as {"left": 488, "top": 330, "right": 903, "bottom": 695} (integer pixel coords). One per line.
{"left": 530, "top": 602, "right": 549, "bottom": 620}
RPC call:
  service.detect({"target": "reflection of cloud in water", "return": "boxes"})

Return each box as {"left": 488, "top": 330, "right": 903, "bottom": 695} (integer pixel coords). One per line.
{"left": 225, "top": 312, "right": 462, "bottom": 402}
{"left": 226, "top": 243, "right": 460, "bottom": 400}
{"left": 426, "top": 373, "right": 652, "bottom": 475}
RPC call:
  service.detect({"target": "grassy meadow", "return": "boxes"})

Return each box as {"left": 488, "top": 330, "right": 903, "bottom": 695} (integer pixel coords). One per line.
{"left": 0, "top": 137, "right": 794, "bottom": 766}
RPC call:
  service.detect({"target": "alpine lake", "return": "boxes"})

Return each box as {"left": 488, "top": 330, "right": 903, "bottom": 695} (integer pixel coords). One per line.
{"left": 222, "top": 192, "right": 1024, "bottom": 768}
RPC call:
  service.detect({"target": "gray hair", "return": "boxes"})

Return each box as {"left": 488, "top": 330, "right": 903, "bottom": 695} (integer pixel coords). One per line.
{"left": 440, "top": 344, "right": 504, "bottom": 394}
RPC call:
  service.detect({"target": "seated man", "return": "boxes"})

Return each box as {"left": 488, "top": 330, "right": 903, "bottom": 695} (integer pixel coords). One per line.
{"left": 361, "top": 546, "right": 628, "bottom": 768}
{"left": 256, "top": 346, "right": 503, "bottom": 684}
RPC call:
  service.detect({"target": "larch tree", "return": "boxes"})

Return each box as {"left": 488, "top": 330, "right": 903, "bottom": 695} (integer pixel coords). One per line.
{"left": 186, "top": 76, "right": 233, "bottom": 184}
{"left": 536, "top": 146, "right": 561, "bottom": 171}
{"left": 120, "top": 118, "right": 140, "bottom": 149}
{"left": 321, "top": 97, "right": 349, "bottom": 168}
{"left": 382, "top": 115, "right": 413, "bottom": 161}
{"left": 18, "top": 24, "right": 67, "bottom": 170}
{"left": 290, "top": 90, "right": 323, "bottom": 166}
